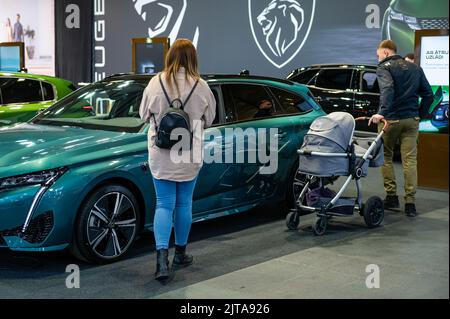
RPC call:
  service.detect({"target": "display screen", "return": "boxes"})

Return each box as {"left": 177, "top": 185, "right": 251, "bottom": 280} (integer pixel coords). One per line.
{"left": 135, "top": 42, "right": 166, "bottom": 74}
{"left": 418, "top": 35, "right": 449, "bottom": 134}
{"left": 0, "top": 45, "right": 21, "bottom": 71}
{"left": 0, "top": 0, "right": 55, "bottom": 76}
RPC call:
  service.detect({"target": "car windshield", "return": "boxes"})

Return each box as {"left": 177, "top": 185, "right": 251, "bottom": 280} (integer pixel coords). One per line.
{"left": 32, "top": 79, "right": 150, "bottom": 133}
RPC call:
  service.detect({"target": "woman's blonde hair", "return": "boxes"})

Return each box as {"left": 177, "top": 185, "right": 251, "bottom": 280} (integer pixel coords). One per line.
{"left": 163, "top": 39, "right": 200, "bottom": 96}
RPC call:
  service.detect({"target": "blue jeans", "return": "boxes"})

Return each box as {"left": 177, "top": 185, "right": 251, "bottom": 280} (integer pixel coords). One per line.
{"left": 152, "top": 176, "right": 198, "bottom": 250}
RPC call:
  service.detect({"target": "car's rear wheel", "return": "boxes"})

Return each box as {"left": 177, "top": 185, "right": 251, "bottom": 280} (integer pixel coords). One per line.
{"left": 71, "top": 184, "right": 141, "bottom": 264}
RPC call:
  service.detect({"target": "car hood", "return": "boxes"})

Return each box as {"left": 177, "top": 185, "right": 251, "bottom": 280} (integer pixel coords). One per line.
{"left": 0, "top": 123, "right": 148, "bottom": 178}
{"left": 391, "top": 0, "right": 449, "bottom": 18}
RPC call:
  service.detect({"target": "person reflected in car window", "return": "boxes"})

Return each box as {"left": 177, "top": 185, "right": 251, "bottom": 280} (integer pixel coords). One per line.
{"left": 254, "top": 99, "right": 273, "bottom": 118}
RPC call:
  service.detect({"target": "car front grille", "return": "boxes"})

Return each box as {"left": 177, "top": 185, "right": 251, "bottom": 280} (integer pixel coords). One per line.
{"left": 0, "top": 211, "right": 54, "bottom": 244}
{"left": 418, "top": 18, "right": 449, "bottom": 30}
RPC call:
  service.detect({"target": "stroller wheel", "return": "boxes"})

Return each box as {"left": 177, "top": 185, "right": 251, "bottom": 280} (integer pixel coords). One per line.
{"left": 313, "top": 216, "right": 327, "bottom": 236}
{"left": 286, "top": 210, "right": 300, "bottom": 230}
{"left": 363, "top": 196, "right": 385, "bottom": 228}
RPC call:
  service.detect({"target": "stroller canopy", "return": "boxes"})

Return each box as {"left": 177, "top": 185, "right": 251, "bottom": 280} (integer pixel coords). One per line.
{"left": 307, "top": 112, "right": 355, "bottom": 151}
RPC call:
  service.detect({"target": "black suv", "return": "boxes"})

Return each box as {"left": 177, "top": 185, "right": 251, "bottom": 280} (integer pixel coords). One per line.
{"left": 287, "top": 64, "right": 380, "bottom": 132}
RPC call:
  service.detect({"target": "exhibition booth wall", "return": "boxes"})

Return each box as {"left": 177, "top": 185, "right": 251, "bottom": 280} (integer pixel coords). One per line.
{"left": 55, "top": 0, "right": 93, "bottom": 86}
{"left": 93, "top": 0, "right": 393, "bottom": 80}
{"left": 2, "top": 0, "right": 447, "bottom": 84}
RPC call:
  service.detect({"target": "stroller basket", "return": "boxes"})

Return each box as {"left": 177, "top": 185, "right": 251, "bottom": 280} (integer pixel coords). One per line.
{"left": 314, "top": 197, "right": 356, "bottom": 215}
{"left": 306, "top": 187, "right": 355, "bottom": 215}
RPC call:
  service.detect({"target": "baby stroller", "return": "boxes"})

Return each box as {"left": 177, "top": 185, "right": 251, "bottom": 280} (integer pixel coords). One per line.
{"left": 286, "top": 112, "right": 388, "bottom": 236}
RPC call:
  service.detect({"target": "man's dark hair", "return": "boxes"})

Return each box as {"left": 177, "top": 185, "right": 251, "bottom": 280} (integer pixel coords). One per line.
{"left": 378, "top": 40, "right": 397, "bottom": 53}
{"left": 405, "top": 53, "right": 415, "bottom": 60}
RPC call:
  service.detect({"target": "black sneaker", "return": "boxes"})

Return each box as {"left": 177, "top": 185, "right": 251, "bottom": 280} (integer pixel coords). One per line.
{"left": 383, "top": 195, "right": 400, "bottom": 210}
{"left": 405, "top": 204, "right": 417, "bottom": 217}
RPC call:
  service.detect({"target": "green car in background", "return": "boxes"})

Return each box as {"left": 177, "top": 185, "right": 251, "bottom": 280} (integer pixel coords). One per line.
{"left": 382, "top": 0, "right": 449, "bottom": 55}
{"left": 0, "top": 72, "right": 76, "bottom": 127}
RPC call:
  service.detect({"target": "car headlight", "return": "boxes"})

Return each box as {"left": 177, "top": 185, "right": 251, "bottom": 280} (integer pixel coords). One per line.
{"left": 0, "top": 167, "right": 67, "bottom": 191}
{"left": 389, "top": 8, "right": 421, "bottom": 30}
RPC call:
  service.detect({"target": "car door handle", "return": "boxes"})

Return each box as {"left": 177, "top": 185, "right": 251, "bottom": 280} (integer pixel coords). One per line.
{"left": 274, "top": 132, "right": 287, "bottom": 139}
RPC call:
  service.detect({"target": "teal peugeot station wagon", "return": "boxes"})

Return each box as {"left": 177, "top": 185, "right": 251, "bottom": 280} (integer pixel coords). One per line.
{"left": 0, "top": 73, "right": 325, "bottom": 263}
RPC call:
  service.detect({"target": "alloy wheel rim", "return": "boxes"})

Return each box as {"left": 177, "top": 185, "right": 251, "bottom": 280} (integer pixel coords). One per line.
{"left": 87, "top": 192, "right": 137, "bottom": 259}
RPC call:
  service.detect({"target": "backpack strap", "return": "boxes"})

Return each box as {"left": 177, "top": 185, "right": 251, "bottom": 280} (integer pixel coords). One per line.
{"left": 152, "top": 74, "right": 172, "bottom": 132}
{"left": 159, "top": 74, "right": 172, "bottom": 106}
{"left": 159, "top": 73, "right": 199, "bottom": 110}
{"left": 183, "top": 79, "right": 199, "bottom": 109}
{"left": 151, "top": 113, "right": 158, "bottom": 132}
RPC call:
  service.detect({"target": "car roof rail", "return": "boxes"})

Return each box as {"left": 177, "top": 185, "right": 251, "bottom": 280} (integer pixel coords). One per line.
{"left": 203, "top": 73, "right": 295, "bottom": 85}
{"left": 99, "top": 72, "right": 296, "bottom": 86}
{"left": 307, "top": 63, "right": 377, "bottom": 69}
{"left": 102, "top": 72, "right": 136, "bottom": 80}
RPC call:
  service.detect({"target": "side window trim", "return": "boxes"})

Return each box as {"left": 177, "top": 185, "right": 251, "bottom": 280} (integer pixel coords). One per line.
{"left": 39, "top": 81, "right": 45, "bottom": 102}
{"left": 349, "top": 69, "right": 356, "bottom": 90}
{"left": 220, "top": 84, "right": 238, "bottom": 124}
{"left": 307, "top": 70, "right": 320, "bottom": 86}
{"left": 263, "top": 85, "right": 279, "bottom": 114}
{"left": 209, "top": 85, "right": 225, "bottom": 126}
{"left": 40, "top": 80, "right": 58, "bottom": 102}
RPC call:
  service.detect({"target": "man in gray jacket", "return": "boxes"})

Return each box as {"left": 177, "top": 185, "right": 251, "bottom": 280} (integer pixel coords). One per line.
{"left": 370, "top": 40, "right": 433, "bottom": 217}
{"left": 13, "top": 14, "right": 24, "bottom": 42}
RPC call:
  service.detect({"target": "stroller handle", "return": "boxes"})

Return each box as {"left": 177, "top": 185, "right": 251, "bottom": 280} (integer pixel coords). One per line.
{"left": 355, "top": 117, "right": 389, "bottom": 133}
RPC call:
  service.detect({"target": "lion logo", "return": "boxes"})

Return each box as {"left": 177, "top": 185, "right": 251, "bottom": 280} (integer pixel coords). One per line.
{"left": 132, "top": 0, "right": 199, "bottom": 46}
{"left": 249, "top": 0, "right": 315, "bottom": 69}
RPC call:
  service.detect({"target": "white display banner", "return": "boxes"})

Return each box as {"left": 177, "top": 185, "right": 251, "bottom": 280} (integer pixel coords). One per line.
{"left": 0, "top": 0, "right": 55, "bottom": 76}
{"left": 420, "top": 35, "right": 449, "bottom": 86}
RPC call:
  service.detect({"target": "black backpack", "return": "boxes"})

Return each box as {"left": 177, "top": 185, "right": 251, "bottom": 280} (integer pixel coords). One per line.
{"left": 152, "top": 74, "right": 199, "bottom": 150}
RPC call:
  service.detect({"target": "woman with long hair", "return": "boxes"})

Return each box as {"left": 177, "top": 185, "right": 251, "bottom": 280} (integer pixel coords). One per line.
{"left": 140, "top": 39, "right": 216, "bottom": 282}
{"left": 5, "top": 18, "right": 13, "bottom": 42}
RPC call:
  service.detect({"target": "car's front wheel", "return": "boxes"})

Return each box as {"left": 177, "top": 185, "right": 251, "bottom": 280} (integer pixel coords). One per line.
{"left": 71, "top": 184, "right": 141, "bottom": 264}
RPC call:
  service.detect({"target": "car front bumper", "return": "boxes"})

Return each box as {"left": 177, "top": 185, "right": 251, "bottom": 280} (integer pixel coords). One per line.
{"left": 0, "top": 174, "right": 82, "bottom": 252}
